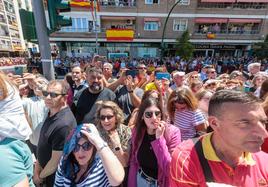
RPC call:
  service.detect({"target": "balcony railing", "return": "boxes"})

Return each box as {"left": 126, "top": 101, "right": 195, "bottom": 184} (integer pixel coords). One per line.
{"left": 99, "top": 0, "right": 136, "bottom": 7}
{"left": 194, "top": 29, "right": 260, "bottom": 35}
{"left": 198, "top": 2, "right": 267, "bottom": 9}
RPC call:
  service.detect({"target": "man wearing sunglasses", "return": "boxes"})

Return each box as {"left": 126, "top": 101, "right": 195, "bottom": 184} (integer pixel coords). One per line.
{"left": 34, "top": 80, "right": 77, "bottom": 187}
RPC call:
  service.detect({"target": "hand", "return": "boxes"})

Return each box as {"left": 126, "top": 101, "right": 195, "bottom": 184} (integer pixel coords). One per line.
{"left": 155, "top": 121, "right": 166, "bottom": 139}
{"left": 155, "top": 80, "right": 162, "bottom": 92}
{"left": 125, "top": 76, "right": 135, "bottom": 92}
{"left": 33, "top": 173, "right": 43, "bottom": 187}
{"left": 81, "top": 123, "right": 106, "bottom": 150}
{"left": 108, "top": 130, "right": 121, "bottom": 148}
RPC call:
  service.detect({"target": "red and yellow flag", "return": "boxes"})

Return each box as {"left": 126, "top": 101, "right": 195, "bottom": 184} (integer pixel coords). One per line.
{"left": 106, "top": 29, "right": 134, "bottom": 41}
{"left": 70, "top": 0, "right": 100, "bottom": 11}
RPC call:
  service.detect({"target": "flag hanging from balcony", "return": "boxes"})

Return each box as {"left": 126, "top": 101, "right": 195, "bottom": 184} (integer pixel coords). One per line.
{"left": 70, "top": 0, "right": 100, "bottom": 11}
{"left": 106, "top": 29, "right": 134, "bottom": 41}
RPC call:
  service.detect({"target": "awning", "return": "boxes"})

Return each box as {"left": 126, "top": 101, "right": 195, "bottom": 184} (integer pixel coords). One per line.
{"left": 101, "top": 16, "right": 136, "bottom": 20}
{"left": 228, "top": 19, "right": 262, "bottom": 23}
{"left": 237, "top": 0, "right": 268, "bottom": 2}
{"left": 195, "top": 18, "right": 228, "bottom": 23}
{"left": 200, "top": 0, "right": 236, "bottom": 3}
{"left": 144, "top": 18, "right": 160, "bottom": 22}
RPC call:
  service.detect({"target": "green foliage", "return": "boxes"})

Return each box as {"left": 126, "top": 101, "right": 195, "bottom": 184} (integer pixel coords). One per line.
{"left": 175, "top": 30, "right": 194, "bottom": 61}
{"left": 253, "top": 35, "right": 268, "bottom": 59}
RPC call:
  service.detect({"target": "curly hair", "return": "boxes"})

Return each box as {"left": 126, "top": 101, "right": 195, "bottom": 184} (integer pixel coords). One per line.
{"left": 95, "top": 101, "right": 124, "bottom": 127}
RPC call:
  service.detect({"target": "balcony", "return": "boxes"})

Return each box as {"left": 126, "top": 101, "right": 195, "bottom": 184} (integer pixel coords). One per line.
{"left": 99, "top": 0, "right": 136, "bottom": 7}
{"left": 197, "top": 1, "right": 268, "bottom": 9}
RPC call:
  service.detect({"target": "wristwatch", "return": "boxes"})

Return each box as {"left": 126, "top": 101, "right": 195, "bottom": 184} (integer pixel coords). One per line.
{"left": 114, "top": 146, "right": 121, "bottom": 152}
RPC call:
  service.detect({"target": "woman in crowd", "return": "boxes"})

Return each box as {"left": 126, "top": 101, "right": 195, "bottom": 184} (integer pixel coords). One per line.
{"left": 186, "top": 71, "right": 200, "bottom": 86}
{"left": 54, "top": 124, "right": 125, "bottom": 186}
{"left": 195, "top": 89, "right": 213, "bottom": 120}
{"left": 128, "top": 98, "right": 181, "bottom": 187}
{"left": 0, "top": 72, "right": 34, "bottom": 186}
{"left": 167, "top": 87, "right": 206, "bottom": 140}
{"left": 190, "top": 80, "right": 203, "bottom": 94}
{"left": 95, "top": 101, "right": 131, "bottom": 167}
{"left": 250, "top": 72, "right": 268, "bottom": 96}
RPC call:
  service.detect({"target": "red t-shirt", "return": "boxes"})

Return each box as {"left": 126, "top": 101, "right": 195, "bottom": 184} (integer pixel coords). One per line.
{"left": 262, "top": 138, "right": 268, "bottom": 153}
{"left": 170, "top": 133, "right": 268, "bottom": 187}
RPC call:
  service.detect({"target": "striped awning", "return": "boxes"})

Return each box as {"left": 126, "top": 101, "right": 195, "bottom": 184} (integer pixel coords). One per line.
{"left": 228, "top": 19, "right": 262, "bottom": 23}
{"left": 237, "top": 0, "right": 268, "bottom": 2}
{"left": 106, "top": 29, "right": 134, "bottom": 41}
{"left": 101, "top": 16, "right": 136, "bottom": 20}
{"left": 195, "top": 18, "right": 228, "bottom": 23}
{"left": 200, "top": 0, "right": 236, "bottom": 3}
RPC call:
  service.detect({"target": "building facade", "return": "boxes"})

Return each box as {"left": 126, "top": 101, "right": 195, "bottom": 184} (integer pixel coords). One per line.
{"left": 49, "top": 0, "right": 268, "bottom": 58}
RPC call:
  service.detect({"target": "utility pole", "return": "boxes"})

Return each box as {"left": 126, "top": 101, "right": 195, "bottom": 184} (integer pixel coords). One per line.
{"left": 94, "top": 0, "right": 98, "bottom": 54}
{"left": 32, "top": 0, "right": 55, "bottom": 80}
{"left": 160, "top": 0, "right": 181, "bottom": 64}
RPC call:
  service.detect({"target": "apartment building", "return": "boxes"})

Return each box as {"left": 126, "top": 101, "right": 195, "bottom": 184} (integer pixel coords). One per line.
{"left": 49, "top": 0, "right": 268, "bottom": 58}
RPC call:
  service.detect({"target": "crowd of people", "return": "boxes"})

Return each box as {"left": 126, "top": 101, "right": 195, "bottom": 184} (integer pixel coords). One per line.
{"left": 1, "top": 54, "right": 268, "bottom": 187}
{"left": 0, "top": 57, "right": 28, "bottom": 67}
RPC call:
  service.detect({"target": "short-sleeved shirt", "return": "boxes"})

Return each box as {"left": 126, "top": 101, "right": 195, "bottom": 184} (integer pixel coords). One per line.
{"left": 0, "top": 138, "right": 34, "bottom": 187}
{"left": 37, "top": 107, "right": 76, "bottom": 185}
{"left": 170, "top": 133, "right": 268, "bottom": 187}
{"left": 174, "top": 109, "right": 206, "bottom": 141}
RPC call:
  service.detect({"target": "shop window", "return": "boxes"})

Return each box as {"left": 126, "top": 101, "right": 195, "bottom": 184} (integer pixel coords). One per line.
{"left": 173, "top": 19, "right": 187, "bottom": 31}
{"left": 144, "top": 21, "right": 159, "bottom": 31}
{"left": 145, "top": 0, "right": 159, "bottom": 5}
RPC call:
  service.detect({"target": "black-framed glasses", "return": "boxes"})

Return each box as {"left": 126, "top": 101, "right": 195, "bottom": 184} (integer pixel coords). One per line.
{"left": 144, "top": 111, "right": 161, "bottom": 118}
{"left": 42, "top": 91, "right": 65, "bottom": 98}
{"left": 73, "top": 142, "right": 92, "bottom": 152}
{"left": 100, "top": 115, "right": 114, "bottom": 121}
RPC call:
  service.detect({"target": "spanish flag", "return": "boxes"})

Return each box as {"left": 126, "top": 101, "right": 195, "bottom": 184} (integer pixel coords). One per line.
{"left": 106, "top": 29, "right": 134, "bottom": 41}
{"left": 70, "top": 0, "right": 100, "bottom": 11}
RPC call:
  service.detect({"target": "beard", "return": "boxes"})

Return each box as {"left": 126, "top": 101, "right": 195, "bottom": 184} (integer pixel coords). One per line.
{"left": 89, "top": 82, "right": 102, "bottom": 92}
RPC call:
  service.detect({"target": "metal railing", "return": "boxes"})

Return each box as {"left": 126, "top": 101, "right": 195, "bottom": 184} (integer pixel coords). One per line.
{"left": 197, "top": 2, "right": 267, "bottom": 9}
{"left": 194, "top": 29, "right": 260, "bottom": 35}
{"left": 99, "top": 0, "right": 136, "bottom": 7}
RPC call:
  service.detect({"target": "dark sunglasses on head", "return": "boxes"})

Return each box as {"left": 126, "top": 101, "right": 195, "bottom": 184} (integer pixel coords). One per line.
{"left": 144, "top": 111, "right": 161, "bottom": 118}
{"left": 42, "top": 91, "right": 65, "bottom": 98}
{"left": 73, "top": 142, "right": 92, "bottom": 152}
{"left": 100, "top": 115, "right": 114, "bottom": 121}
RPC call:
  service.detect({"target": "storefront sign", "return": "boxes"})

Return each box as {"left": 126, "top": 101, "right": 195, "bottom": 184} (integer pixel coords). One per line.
{"left": 195, "top": 44, "right": 238, "bottom": 49}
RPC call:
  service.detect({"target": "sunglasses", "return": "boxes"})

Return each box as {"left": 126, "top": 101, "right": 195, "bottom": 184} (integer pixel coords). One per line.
{"left": 73, "top": 142, "right": 92, "bottom": 152}
{"left": 144, "top": 111, "right": 161, "bottom": 118}
{"left": 100, "top": 115, "right": 114, "bottom": 121}
{"left": 42, "top": 91, "right": 65, "bottom": 98}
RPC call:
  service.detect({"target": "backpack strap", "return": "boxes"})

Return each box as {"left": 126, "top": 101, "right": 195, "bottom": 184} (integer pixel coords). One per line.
{"left": 192, "top": 138, "right": 214, "bottom": 182}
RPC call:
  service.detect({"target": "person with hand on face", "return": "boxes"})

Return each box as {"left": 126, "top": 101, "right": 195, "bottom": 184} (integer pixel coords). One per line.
{"left": 72, "top": 67, "right": 116, "bottom": 124}
{"left": 95, "top": 101, "right": 131, "bottom": 168}
{"left": 128, "top": 98, "right": 181, "bottom": 187}
{"left": 54, "top": 124, "right": 125, "bottom": 187}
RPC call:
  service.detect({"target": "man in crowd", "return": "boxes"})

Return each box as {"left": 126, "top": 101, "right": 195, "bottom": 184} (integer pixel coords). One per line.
{"left": 170, "top": 90, "right": 268, "bottom": 186}
{"left": 73, "top": 66, "right": 116, "bottom": 124}
{"left": 71, "top": 65, "right": 87, "bottom": 96}
{"left": 204, "top": 67, "right": 217, "bottom": 82}
{"left": 103, "top": 62, "right": 117, "bottom": 83}
{"left": 170, "top": 71, "right": 186, "bottom": 90}
{"left": 34, "top": 80, "right": 76, "bottom": 187}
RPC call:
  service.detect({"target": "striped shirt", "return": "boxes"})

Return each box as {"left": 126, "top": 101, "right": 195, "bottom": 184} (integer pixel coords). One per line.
{"left": 54, "top": 155, "right": 111, "bottom": 187}
{"left": 174, "top": 109, "right": 206, "bottom": 141}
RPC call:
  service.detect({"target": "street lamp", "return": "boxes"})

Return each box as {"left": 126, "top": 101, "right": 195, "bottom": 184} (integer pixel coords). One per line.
{"left": 160, "top": 0, "right": 182, "bottom": 64}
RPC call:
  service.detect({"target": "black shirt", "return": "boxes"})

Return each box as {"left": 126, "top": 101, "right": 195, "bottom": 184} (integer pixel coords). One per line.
{"left": 137, "top": 132, "right": 158, "bottom": 179}
{"left": 37, "top": 107, "right": 76, "bottom": 186}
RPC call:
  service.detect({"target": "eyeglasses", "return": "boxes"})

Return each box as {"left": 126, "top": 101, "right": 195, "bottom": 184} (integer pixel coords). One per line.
{"left": 144, "top": 111, "right": 161, "bottom": 118}
{"left": 73, "top": 142, "right": 92, "bottom": 152}
{"left": 100, "top": 115, "right": 114, "bottom": 121}
{"left": 208, "top": 71, "right": 216, "bottom": 74}
{"left": 42, "top": 91, "right": 65, "bottom": 98}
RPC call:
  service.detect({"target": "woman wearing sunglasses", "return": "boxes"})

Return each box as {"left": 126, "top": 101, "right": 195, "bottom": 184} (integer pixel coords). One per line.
{"left": 54, "top": 124, "right": 125, "bottom": 187}
{"left": 95, "top": 101, "right": 131, "bottom": 167}
{"left": 128, "top": 98, "right": 181, "bottom": 187}
{"left": 167, "top": 87, "right": 206, "bottom": 141}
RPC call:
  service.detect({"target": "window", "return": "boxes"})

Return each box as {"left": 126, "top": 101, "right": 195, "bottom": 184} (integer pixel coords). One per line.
{"left": 176, "top": 0, "right": 190, "bottom": 5}
{"left": 145, "top": 0, "right": 159, "bottom": 5}
{"left": 61, "top": 18, "right": 89, "bottom": 32}
{"left": 173, "top": 19, "right": 187, "bottom": 31}
{"left": 144, "top": 21, "right": 159, "bottom": 31}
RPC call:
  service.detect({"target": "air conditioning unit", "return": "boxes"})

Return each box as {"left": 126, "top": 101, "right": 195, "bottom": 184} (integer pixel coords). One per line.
{"left": 127, "top": 19, "right": 133, "bottom": 25}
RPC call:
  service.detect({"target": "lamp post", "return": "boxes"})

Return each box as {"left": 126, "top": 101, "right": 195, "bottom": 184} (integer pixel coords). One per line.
{"left": 160, "top": 0, "right": 182, "bottom": 64}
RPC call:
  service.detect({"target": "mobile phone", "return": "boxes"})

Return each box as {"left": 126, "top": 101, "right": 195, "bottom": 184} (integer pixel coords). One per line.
{"left": 156, "top": 72, "right": 171, "bottom": 80}
{"left": 120, "top": 62, "right": 126, "bottom": 69}
{"left": 126, "top": 69, "right": 138, "bottom": 78}
{"left": 14, "top": 67, "right": 23, "bottom": 76}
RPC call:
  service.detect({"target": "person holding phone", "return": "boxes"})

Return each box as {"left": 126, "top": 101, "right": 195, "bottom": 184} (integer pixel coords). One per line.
{"left": 128, "top": 98, "right": 181, "bottom": 187}
{"left": 54, "top": 124, "right": 125, "bottom": 187}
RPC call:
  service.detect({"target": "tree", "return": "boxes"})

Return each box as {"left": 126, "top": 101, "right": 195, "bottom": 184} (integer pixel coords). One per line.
{"left": 175, "top": 30, "right": 194, "bottom": 61}
{"left": 253, "top": 35, "right": 268, "bottom": 59}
